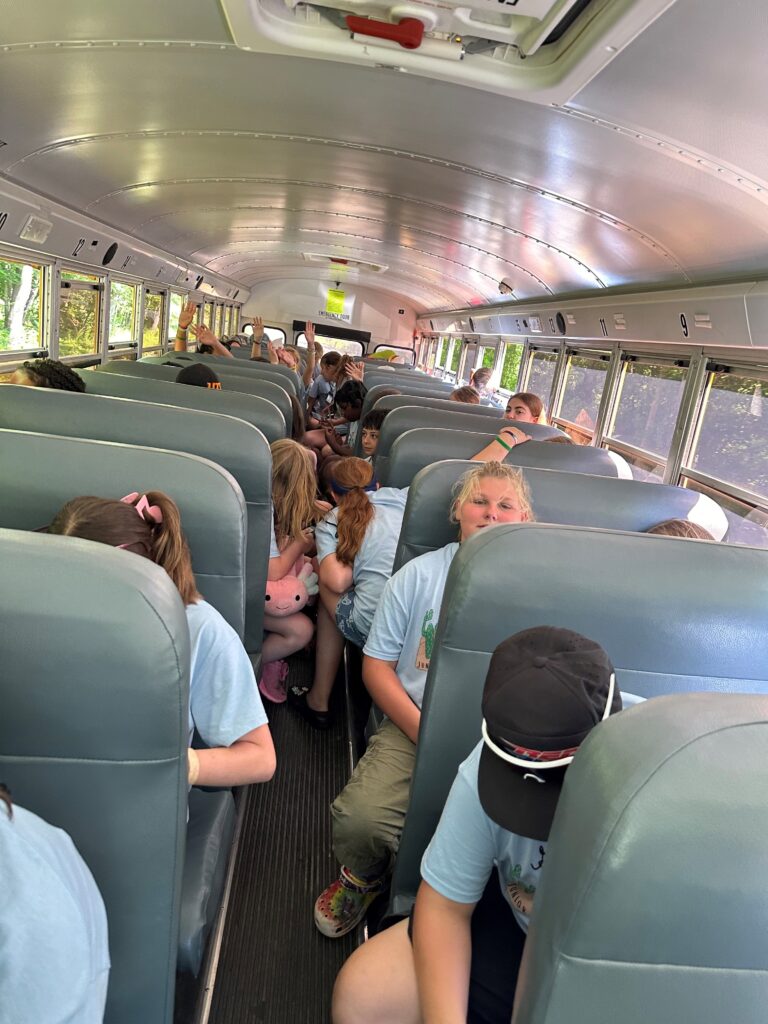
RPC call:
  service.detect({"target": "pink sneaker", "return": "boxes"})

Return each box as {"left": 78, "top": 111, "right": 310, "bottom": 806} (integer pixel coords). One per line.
{"left": 259, "top": 660, "right": 289, "bottom": 703}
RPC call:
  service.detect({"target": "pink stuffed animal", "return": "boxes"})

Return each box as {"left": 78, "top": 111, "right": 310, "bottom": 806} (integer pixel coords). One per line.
{"left": 259, "top": 558, "right": 319, "bottom": 704}
{"left": 264, "top": 558, "right": 318, "bottom": 616}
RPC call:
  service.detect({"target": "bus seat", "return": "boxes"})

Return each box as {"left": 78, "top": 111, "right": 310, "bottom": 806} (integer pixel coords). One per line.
{"left": 388, "top": 523, "right": 768, "bottom": 916}
{"left": 141, "top": 352, "right": 301, "bottom": 397}
{"left": 0, "top": 390, "right": 272, "bottom": 656}
{"left": 382, "top": 426, "right": 631, "bottom": 487}
{"left": 377, "top": 407, "right": 565, "bottom": 465}
{"left": 514, "top": 693, "right": 768, "bottom": 1024}
{"left": 91, "top": 361, "right": 292, "bottom": 432}
{"left": 79, "top": 367, "right": 291, "bottom": 436}
{"left": 0, "top": 529, "right": 189, "bottom": 1024}
{"left": 179, "top": 788, "right": 236, "bottom": 976}
{"left": 376, "top": 393, "right": 502, "bottom": 418}
{"left": 0, "top": 426, "right": 247, "bottom": 639}
{"left": 359, "top": 381, "right": 456, "bottom": 426}
{"left": 394, "top": 460, "right": 728, "bottom": 569}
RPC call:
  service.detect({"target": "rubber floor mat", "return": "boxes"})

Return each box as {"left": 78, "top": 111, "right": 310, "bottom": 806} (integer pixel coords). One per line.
{"left": 208, "top": 652, "right": 358, "bottom": 1023}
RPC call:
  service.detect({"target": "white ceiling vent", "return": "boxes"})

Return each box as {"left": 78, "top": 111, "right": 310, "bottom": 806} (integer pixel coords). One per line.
{"left": 302, "top": 252, "right": 389, "bottom": 272}
{"left": 222, "top": 0, "right": 678, "bottom": 102}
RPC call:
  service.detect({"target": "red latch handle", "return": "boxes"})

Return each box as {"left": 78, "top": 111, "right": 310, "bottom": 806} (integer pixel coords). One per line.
{"left": 346, "top": 15, "right": 425, "bottom": 50}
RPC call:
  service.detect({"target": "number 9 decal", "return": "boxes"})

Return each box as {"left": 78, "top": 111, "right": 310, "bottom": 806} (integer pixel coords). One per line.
{"left": 680, "top": 313, "right": 689, "bottom": 338}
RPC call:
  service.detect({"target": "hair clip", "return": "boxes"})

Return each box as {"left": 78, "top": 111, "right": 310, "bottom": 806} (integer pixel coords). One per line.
{"left": 121, "top": 492, "right": 163, "bottom": 524}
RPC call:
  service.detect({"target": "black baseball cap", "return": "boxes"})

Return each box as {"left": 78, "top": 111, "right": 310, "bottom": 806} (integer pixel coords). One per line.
{"left": 175, "top": 362, "right": 221, "bottom": 389}
{"left": 478, "top": 626, "right": 620, "bottom": 841}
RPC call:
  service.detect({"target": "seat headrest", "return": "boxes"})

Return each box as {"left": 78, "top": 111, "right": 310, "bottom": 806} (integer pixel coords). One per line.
{"left": 515, "top": 693, "right": 768, "bottom": 1024}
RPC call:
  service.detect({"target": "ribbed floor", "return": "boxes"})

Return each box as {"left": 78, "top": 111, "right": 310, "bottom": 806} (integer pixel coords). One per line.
{"left": 208, "top": 654, "right": 358, "bottom": 1023}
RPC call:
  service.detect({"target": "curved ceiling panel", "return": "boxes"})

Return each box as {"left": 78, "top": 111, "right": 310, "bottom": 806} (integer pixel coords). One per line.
{"left": 0, "top": 0, "right": 766, "bottom": 315}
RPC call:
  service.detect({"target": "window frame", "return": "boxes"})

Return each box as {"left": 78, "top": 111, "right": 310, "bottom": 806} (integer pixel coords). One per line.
{"left": 57, "top": 267, "right": 103, "bottom": 360}
{"left": 550, "top": 347, "right": 614, "bottom": 443}
{"left": 139, "top": 288, "right": 166, "bottom": 355}
{"left": 0, "top": 251, "right": 48, "bottom": 361}
{"left": 106, "top": 277, "right": 140, "bottom": 354}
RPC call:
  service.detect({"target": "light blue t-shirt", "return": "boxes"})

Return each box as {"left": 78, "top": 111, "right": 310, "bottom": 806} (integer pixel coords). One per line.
{"left": 186, "top": 601, "right": 269, "bottom": 748}
{"left": 0, "top": 804, "right": 110, "bottom": 1024}
{"left": 364, "top": 542, "right": 460, "bottom": 708}
{"left": 315, "top": 487, "right": 409, "bottom": 639}
{"left": 422, "top": 692, "right": 646, "bottom": 932}
{"left": 421, "top": 742, "right": 545, "bottom": 933}
{"left": 307, "top": 375, "right": 336, "bottom": 419}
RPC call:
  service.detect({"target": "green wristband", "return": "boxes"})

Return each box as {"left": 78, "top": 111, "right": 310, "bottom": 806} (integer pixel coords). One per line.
{"left": 494, "top": 434, "right": 513, "bottom": 452}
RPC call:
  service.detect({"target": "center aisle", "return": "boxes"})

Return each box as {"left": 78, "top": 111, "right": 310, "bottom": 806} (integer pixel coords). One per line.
{"left": 209, "top": 652, "right": 358, "bottom": 1022}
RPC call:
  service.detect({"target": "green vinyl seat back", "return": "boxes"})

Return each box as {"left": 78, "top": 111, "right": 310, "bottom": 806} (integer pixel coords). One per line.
{"left": 375, "top": 393, "right": 502, "bottom": 418}
{"left": 376, "top": 407, "right": 566, "bottom": 466}
{"left": 388, "top": 523, "right": 768, "bottom": 916}
{"left": 0, "top": 425, "right": 247, "bottom": 637}
{"left": 360, "top": 381, "right": 457, "bottom": 424}
{"left": 79, "top": 366, "right": 290, "bottom": 434}
{"left": 394, "top": 460, "right": 728, "bottom": 569}
{"left": 0, "top": 391, "right": 270, "bottom": 647}
{"left": 383, "top": 427, "right": 632, "bottom": 487}
{"left": 514, "top": 693, "right": 768, "bottom": 1024}
{"left": 0, "top": 529, "right": 189, "bottom": 1024}
{"left": 143, "top": 352, "right": 301, "bottom": 397}
{"left": 0, "top": 391, "right": 270, "bottom": 654}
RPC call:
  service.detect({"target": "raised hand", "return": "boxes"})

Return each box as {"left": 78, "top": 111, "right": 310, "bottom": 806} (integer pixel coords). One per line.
{"left": 253, "top": 315, "right": 264, "bottom": 338}
{"left": 305, "top": 321, "right": 315, "bottom": 347}
{"left": 190, "top": 323, "right": 218, "bottom": 348}
{"left": 178, "top": 300, "right": 197, "bottom": 330}
{"left": 345, "top": 361, "right": 364, "bottom": 382}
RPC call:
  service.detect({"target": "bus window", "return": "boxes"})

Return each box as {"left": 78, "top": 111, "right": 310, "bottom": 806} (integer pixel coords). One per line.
{"left": 555, "top": 353, "right": 611, "bottom": 443}
{"left": 603, "top": 359, "right": 687, "bottom": 481}
{"left": 214, "top": 304, "right": 223, "bottom": 337}
{"left": 499, "top": 343, "right": 523, "bottom": 394}
{"left": 223, "top": 306, "right": 232, "bottom": 337}
{"left": 203, "top": 301, "right": 214, "bottom": 329}
{"left": 296, "top": 331, "right": 361, "bottom": 357}
{"left": 167, "top": 292, "right": 185, "bottom": 343}
{"left": 0, "top": 257, "right": 44, "bottom": 355}
{"left": 108, "top": 281, "right": 137, "bottom": 349}
{"left": 59, "top": 270, "right": 101, "bottom": 358}
{"left": 478, "top": 345, "right": 496, "bottom": 371}
{"left": 679, "top": 369, "right": 768, "bottom": 545}
{"left": 372, "top": 344, "right": 415, "bottom": 365}
{"left": 142, "top": 290, "right": 165, "bottom": 352}
{"left": 525, "top": 349, "right": 559, "bottom": 414}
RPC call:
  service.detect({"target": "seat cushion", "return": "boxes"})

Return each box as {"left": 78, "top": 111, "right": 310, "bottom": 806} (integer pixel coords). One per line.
{"left": 178, "top": 789, "right": 237, "bottom": 976}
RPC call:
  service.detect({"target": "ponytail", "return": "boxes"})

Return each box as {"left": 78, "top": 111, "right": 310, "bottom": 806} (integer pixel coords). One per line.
{"left": 331, "top": 458, "right": 377, "bottom": 566}
{"left": 48, "top": 491, "right": 201, "bottom": 606}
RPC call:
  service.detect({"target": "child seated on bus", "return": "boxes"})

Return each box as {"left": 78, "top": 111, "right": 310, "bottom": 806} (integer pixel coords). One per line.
{"left": 469, "top": 366, "right": 504, "bottom": 408}
{"left": 48, "top": 491, "right": 276, "bottom": 788}
{"left": 306, "top": 350, "right": 343, "bottom": 427}
{"left": 0, "top": 785, "right": 110, "bottom": 1024}
{"left": 9, "top": 358, "right": 85, "bottom": 392}
{"left": 313, "top": 462, "right": 534, "bottom": 938}
{"left": 174, "top": 362, "right": 222, "bottom": 389}
{"left": 360, "top": 408, "right": 388, "bottom": 461}
{"left": 321, "top": 381, "right": 366, "bottom": 458}
{"left": 647, "top": 519, "right": 715, "bottom": 540}
{"left": 288, "top": 458, "right": 409, "bottom": 730}
{"left": 504, "top": 391, "right": 545, "bottom": 423}
{"left": 261, "top": 439, "right": 328, "bottom": 702}
{"left": 450, "top": 386, "right": 481, "bottom": 404}
{"left": 331, "top": 627, "right": 622, "bottom": 1024}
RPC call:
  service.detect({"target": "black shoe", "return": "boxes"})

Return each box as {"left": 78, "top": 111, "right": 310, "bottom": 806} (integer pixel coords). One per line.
{"left": 287, "top": 685, "right": 332, "bottom": 730}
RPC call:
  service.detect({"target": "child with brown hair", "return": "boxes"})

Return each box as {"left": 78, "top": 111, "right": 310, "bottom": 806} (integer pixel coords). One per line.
{"left": 48, "top": 491, "right": 275, "bottom": 788}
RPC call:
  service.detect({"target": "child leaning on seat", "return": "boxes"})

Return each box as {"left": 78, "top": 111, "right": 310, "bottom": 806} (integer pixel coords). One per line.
{"left": 331, "top": 627, "right": 624, "bottom": 1024}
{"left": 313, "top": 461, "right": 534, "bottom": 939}
{"left": 47, "top": 491, "right": 276, "bottom": 789}
{"left": 261, "top": 439, "right": 330, "bottom": 703}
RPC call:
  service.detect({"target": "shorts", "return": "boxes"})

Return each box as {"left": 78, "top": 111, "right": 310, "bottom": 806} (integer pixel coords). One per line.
{"left": 408, "top": 871, "right": 525, "bottom": 1024}
{"left": 335, "top": 591, "right": 368, "bottom": 648}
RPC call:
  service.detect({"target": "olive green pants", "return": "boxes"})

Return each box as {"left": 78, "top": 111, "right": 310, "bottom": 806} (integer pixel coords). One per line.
{"left": 330, "top": 718, "right": 417, "bottom": 880}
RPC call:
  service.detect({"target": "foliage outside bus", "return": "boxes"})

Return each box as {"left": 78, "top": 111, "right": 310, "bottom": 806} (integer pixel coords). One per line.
{"left": 0, "top": 259, "right": 41, "bottom": 351}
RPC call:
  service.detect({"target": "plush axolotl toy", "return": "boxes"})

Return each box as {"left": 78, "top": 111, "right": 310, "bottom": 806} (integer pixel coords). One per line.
{"left": 264, "top": 557, "right": 319, "bottom": 616}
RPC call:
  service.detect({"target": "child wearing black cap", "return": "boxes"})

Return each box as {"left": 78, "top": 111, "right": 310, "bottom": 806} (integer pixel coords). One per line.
{"left": 332, "top": 626, "right": 623, "bottom": 1024}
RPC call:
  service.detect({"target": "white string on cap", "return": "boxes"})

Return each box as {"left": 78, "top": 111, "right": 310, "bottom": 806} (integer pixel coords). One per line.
{"left": 481, "top": 673, "right": 616, "bottom": 769}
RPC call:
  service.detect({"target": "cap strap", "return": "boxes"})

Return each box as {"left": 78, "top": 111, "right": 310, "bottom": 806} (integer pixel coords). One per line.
{"left": 601, "top": 672, "right": 616, "bottom": 722}
{"left": 481, "top": 720, "right": 575, "bottom": 770}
